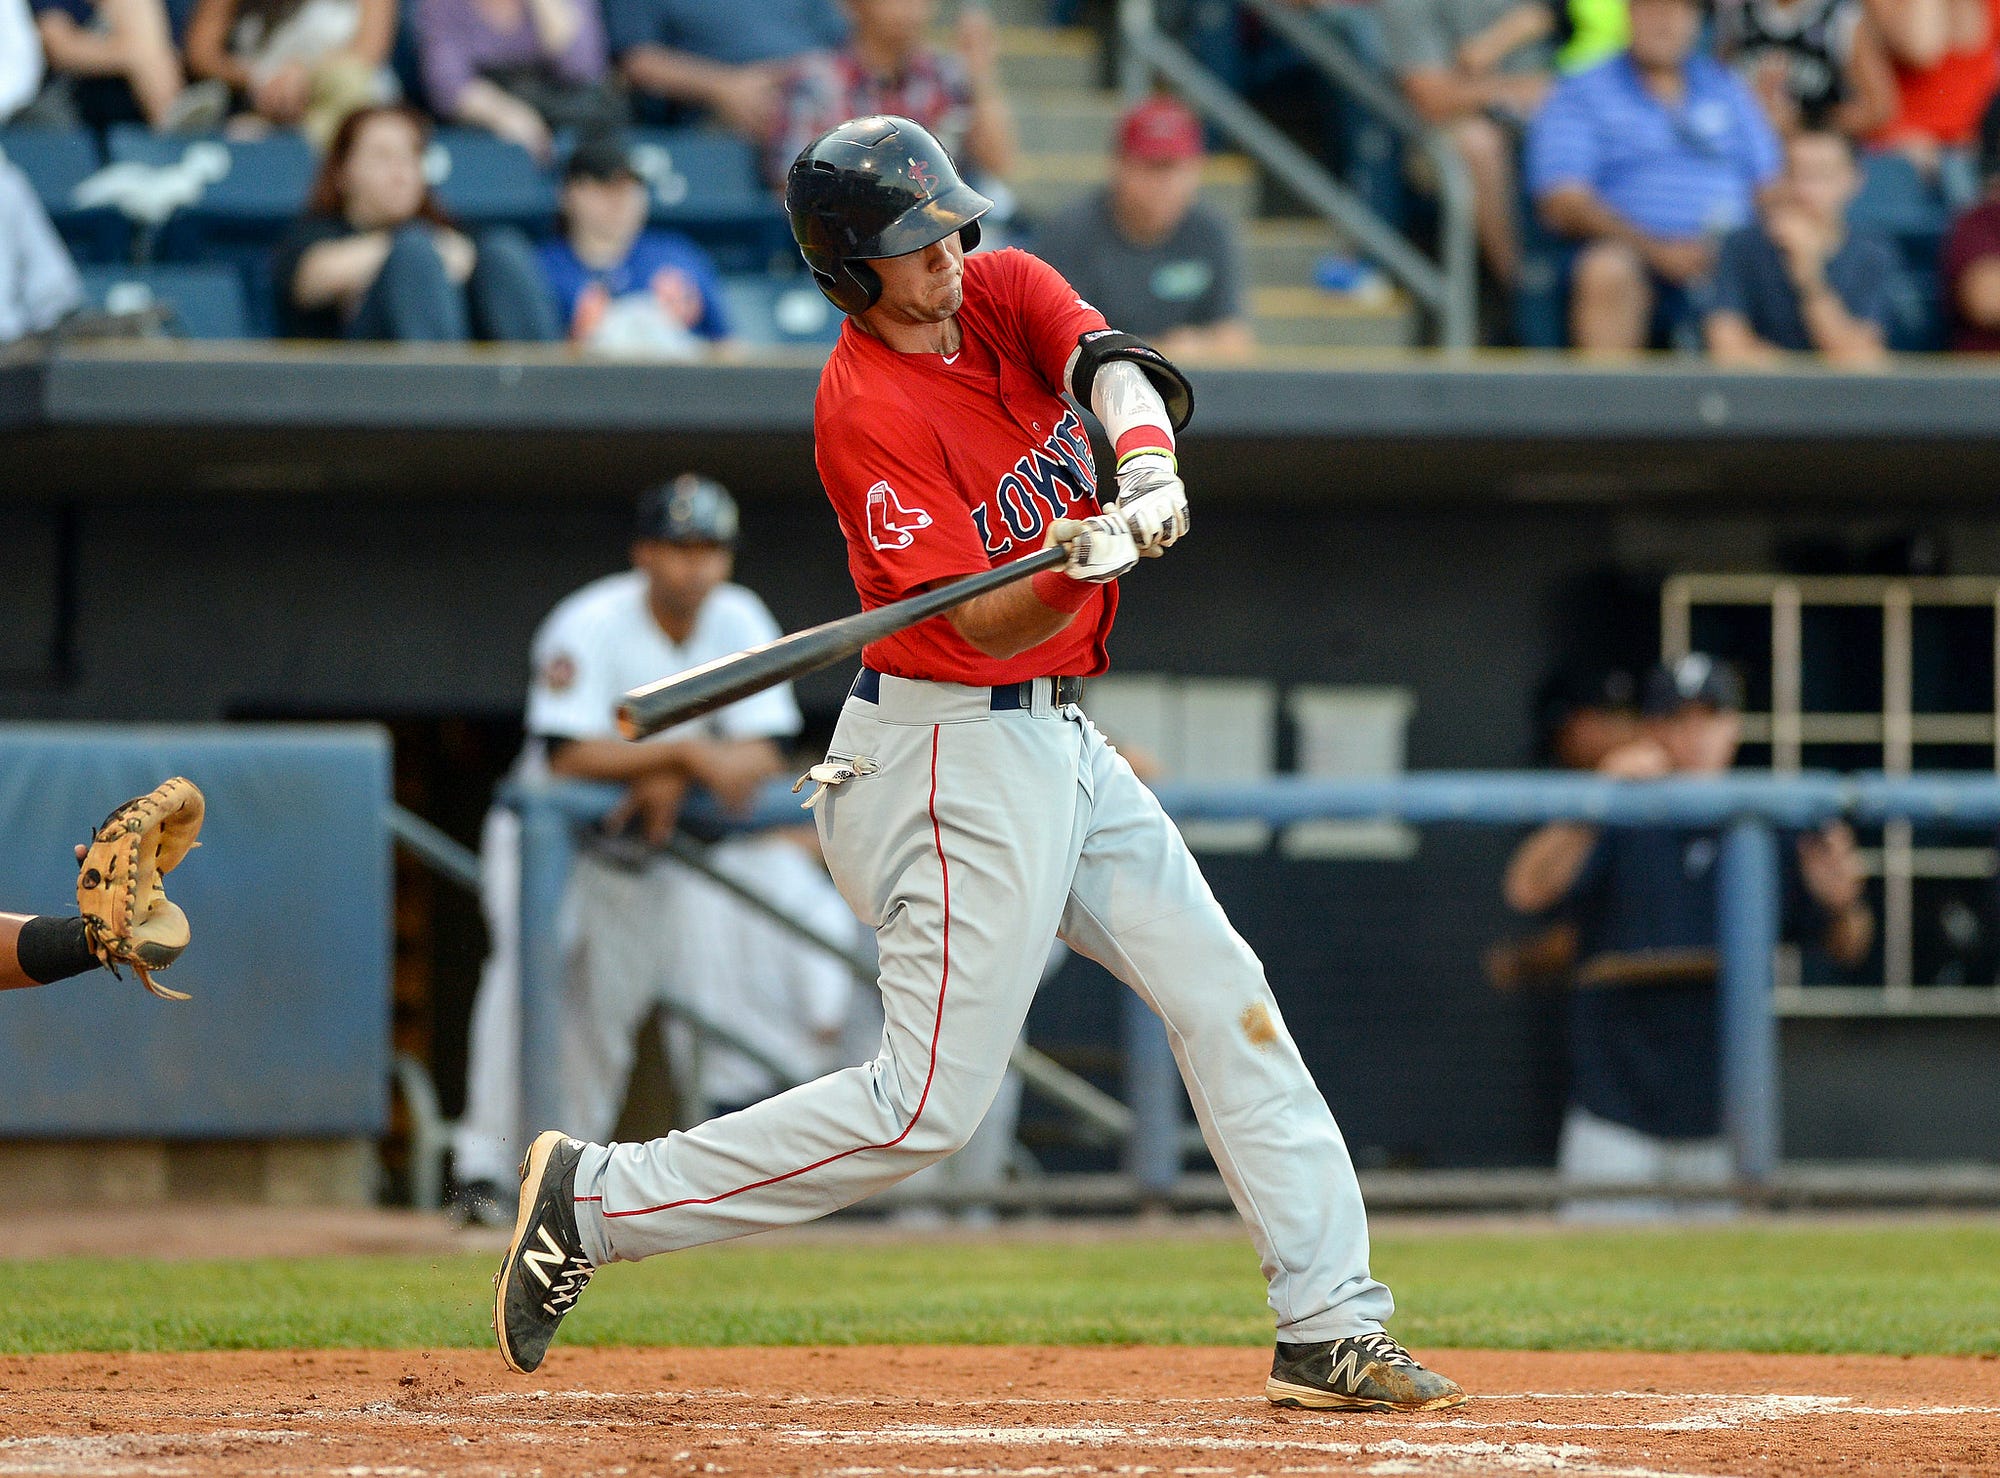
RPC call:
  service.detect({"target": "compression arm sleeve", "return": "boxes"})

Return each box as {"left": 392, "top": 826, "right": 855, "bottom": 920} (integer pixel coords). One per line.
{"left": 1089, "top": 359, "right": 1176, "bottom": 464}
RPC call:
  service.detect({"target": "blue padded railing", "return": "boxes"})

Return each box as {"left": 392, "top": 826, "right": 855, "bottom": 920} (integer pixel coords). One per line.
{"left": 503, "top": 771, "right": 2000, "bottom": 1194}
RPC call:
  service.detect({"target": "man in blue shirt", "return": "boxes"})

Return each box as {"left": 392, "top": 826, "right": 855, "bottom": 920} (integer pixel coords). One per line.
{"left": 1701, "top": 126, "right": 1897, "bottom": 365}
{"left": 1503, "top": 655, "right": 1873, "bottom": 1216}
{"left": 1526, "top": 0, "right": 1783, "bottom": 350}
{"left": 605, "top": 0, "right": 846, "bottom": 132}
{"left": 537, "top": 135, "right": 732, "bottom": 357}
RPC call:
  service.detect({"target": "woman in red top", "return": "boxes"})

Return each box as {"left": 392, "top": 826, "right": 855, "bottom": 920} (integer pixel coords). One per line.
{"left": 1868, "top": 0, "right": 2000, "bottom": 196}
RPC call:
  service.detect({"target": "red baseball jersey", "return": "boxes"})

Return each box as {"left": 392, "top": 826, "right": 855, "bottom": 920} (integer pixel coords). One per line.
{"left": 814, "top": 248, "right": 1115, "bottom": 686}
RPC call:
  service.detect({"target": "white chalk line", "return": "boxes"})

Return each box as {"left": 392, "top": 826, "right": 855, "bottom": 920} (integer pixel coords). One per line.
{"left": 12, "top": 1385, "right": 1996, "bottom": 1478}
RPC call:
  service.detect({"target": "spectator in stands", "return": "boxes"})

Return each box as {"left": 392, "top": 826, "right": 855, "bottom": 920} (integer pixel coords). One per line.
{"left": 1032, "top": 95, "right": 1253, "bottom": 359}
{"left": 1378, "top": 0, "right": 1554, "bottom": 288}
{"left": 273, "top": 103, "right": 559, "bottom": 340}
{"left": 1712, "top": 0, "right": 1897, "bottom": 138}
{"left": 1942, "top": 117, "right": 2000, "bottom": 347}
{"left": 0, "top": 158, "right": 83, "bottom": 343}
{"left": 184, "top": 0, "right": 396, "bottom": 148}
{"left": 1865, "top": 0, "right": 2000, "bottom": 202}
{"left": 415, "top": 0, "right": 622, "bottom": 164}
{"left": 607, "top": 0, "right": 846, "bottom": 132}
{"left": 1528, "top": 0, "right": 1783, "bottom": 351}
{"left": 764, "top": 0, "right": 1015, "bottom": 189}
{"left": 1701, "top": 125, "right": 1895, "bottom": 363}
{"left": 537, "top": 133, "right": 733, "bottom": 355}
{"left": 1503, "top": 654, "right": 1872, "bottom": 1217}
{"left": 27, "top": 0, "right": 230, "bottom": 132}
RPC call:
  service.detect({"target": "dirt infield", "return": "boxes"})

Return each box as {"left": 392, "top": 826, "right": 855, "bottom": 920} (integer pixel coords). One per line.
{"left": 3, "top": 1346, "right": 1995, "bottom": 1477}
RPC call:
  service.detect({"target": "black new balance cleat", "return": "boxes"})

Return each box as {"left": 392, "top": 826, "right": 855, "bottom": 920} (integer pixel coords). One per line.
{"left": 1266, "top": 1331, "right": 1467, "bottom": 1412}
{"left": 493, "top": 1131, "right": 595, "bottom": 1374}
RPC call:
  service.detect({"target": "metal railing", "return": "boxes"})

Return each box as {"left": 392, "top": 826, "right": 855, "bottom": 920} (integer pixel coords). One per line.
{"left": 1116, "top": 0, "right": 1478, "bottom": 349}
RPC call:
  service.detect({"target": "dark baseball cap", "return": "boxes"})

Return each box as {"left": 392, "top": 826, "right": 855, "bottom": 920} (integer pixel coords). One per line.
{"left": 635, "top": 474, "right": 738, "bottom": 546}
{"left": 1643, "top": 654, "right": 1744, "bottom": 716}
{"left": 565, "top": 133, "right": 640, "bottom": 184}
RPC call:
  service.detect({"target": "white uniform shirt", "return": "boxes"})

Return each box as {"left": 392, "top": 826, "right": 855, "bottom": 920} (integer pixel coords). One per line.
{"left": 524, "top": 570, "right": 801, "bottom": 757}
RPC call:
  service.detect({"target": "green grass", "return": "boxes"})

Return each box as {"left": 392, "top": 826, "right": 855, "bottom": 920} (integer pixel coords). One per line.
{"left": 5, "top": 1224, "right": 1998, "bottom": 1355}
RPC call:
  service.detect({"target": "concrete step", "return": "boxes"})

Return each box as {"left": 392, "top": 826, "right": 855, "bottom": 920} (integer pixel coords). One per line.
{"left": 1250, "top": 284, "right": 1418, "bottom": 349}
{"left": 1012, "top": 151, "right": 1258, "bottom": 224}
{"left": 996, "top": 26, "right": 1100, "bottom": 92}
{"left": 1241, "top": 219, "right": 1353, "bottom": 289}
{"left": 1011, "top": 89, "right": 1124, "bottom": 157}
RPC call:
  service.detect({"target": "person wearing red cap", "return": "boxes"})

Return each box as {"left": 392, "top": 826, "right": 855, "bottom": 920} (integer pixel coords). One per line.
{"left": 1032, "top": 93, "right": 1254, "bottom": 360}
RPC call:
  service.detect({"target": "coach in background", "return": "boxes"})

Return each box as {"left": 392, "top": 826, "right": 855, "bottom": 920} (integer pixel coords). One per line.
{"left": 1502, "top": 655, "right": 1872, "bottom": 1217}
{"left": 1701, "top": 124, "right": 1896, "bottom": 365}
{"left": 452, "top": 477, "right": 852, "bottom": 1223}
{"left": 536, "top": 133, "right": 734, "bottom": 356}
{"left": 1032, "top": 95, "right": 1253, "bottom": 360}
{"left": 1527, "top": 0, "right": 1783, "bottom": 352}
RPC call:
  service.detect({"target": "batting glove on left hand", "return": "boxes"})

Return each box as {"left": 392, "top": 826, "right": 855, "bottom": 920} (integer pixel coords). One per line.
{"left": 1046, "top": 513, "right": 1139, "bottom": 583}
{"left": 1113, "top": 450, "right": 1189, "bottom": 557}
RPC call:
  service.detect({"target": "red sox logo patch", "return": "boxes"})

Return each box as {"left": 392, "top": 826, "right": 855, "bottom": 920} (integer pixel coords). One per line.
{"left": 867, "top": 480, "right": 933, "bottom": 550}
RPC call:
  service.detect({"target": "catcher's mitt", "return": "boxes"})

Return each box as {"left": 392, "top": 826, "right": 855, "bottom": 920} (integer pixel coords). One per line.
{"left": 76, "top": 776, "right": 205, "bottom": 1000}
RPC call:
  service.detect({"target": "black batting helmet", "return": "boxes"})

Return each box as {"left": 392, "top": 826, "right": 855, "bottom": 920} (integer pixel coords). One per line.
{"left": 634, "top": 474, "right": 739, "bottom": 547}
{"left": 785, "top": 115, "right": 992, "bottom": 315}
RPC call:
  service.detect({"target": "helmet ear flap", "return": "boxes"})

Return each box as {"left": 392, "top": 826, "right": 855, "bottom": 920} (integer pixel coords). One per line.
{"left": 845, "top": 258, "right": 883, "bottom": 309}
{"left": 959, "top": 220, "right": 981, "bottom": 252}
{"left": 809, "top": 260, "right": 881, "bottom": 315}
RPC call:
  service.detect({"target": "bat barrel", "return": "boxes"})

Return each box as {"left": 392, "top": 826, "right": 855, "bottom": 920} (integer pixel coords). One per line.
{"left": 617, "top": 544, "right": 1071, "bottom": 740}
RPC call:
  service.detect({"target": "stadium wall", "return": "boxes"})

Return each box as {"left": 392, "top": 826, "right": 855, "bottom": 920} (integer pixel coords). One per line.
{"left": 5, "top": 349, "right": 1998, "bottom": 1170}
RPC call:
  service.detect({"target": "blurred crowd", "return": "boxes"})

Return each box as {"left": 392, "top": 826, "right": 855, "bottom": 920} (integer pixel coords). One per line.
{"left": 3, "top": 0, "right": 1998, "bottom": 354}
{"left": 1197, "top": 0, "right": 2000, "bottom": 354}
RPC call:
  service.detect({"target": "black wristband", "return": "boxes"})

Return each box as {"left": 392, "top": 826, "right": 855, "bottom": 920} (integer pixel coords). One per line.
{"left": 17, "top": 914, "right": 98, "bottom": 984}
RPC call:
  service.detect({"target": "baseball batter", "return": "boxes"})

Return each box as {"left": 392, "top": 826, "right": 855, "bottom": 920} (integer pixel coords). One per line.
{"left": 496, "top": 115, "right": 1465, "bottom": 1415}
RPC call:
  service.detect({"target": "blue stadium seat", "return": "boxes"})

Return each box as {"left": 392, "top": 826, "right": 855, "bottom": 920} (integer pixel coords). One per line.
{"left": 105, "top": 127, "right": 316, "bottom": 224}
{"left": 627, "top": 129, "right": 787, "bottom": 270}
{"left": 428, "top": 128, "right": 558, "bottom": 230}
{"left": 77, "top": 264, "right": 253, "bottom": 339}
{"left": 0, "top": 127, "right": 127, "bottom": 263}
{"left": 1849, "top": 152, "right": 1952, "bottom": 352}
{"left": 1850, "top": 151, "right": 1952, "bottom": 244}
{"left": 720, "top": 275, "right": 843, "bottom": 349}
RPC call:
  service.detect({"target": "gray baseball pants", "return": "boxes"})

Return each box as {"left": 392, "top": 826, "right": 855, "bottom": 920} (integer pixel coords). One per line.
{"left": 571, "top": 673, "right": 1394, "bottom": 1341}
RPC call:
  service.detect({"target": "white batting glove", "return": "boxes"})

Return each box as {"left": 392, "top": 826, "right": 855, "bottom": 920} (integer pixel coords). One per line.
{"left": 1045, "top": 513, "right": 1139, "bottom": 584}
{"left": 1113, "top": 450, "right": 1189, "bottom": 557}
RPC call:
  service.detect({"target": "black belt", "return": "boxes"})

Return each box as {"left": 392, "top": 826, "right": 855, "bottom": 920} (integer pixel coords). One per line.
{"left": 850, "top": 667, "right": 1083, "bottom": 710}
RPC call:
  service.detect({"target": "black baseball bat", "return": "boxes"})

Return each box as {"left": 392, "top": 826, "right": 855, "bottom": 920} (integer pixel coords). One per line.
{"left": 617, "top": 544, "right": 1070, "bottom": 739}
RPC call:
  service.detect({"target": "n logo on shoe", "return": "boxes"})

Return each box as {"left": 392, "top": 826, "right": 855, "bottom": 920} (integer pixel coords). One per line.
{"left": 1323, "top": 1346, "right": 1371, "bottom": 1391}
{"left": 523, "top": 1225, "right": 567, "bottom": 1288}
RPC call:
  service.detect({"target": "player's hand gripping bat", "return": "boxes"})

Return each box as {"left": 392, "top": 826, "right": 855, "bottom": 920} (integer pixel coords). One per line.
{"left": 618, "top": 544, "right": 1070, "bottom": 740}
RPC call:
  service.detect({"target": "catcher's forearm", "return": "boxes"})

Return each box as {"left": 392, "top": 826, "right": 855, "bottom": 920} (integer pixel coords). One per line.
{"left": 0, "top": 912, "right": 98, "bottom": 990}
